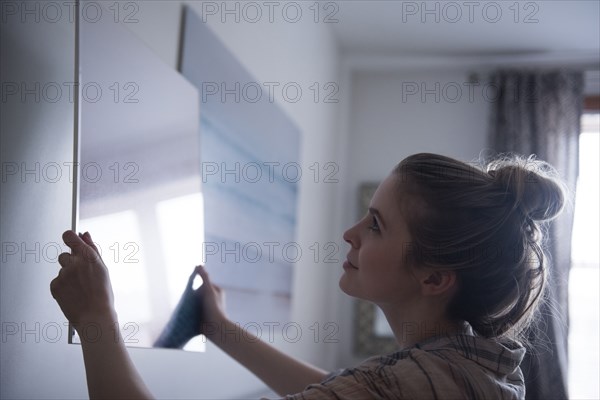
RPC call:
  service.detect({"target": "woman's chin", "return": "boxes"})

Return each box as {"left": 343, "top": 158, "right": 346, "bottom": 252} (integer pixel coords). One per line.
{"left": 338, "top": 274, "right": 355, "bottom": 296}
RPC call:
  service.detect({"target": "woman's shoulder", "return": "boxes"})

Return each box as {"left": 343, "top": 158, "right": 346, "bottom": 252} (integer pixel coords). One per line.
{"left": 287, "top": 333, "right": 525, "bottom": 400}
{"left": 359, "top": 331, "right": 526, "bottom": 399}
{"left": 280, "top": 331, "right": 526, "bottom": 400}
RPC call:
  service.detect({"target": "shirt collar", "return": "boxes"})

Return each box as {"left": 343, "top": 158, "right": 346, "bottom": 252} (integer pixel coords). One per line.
{"left": 413, "top": 323, "right": 526, "bottom": 376}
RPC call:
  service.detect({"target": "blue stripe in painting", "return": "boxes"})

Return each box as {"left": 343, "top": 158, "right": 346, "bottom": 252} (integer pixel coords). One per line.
{"left": 204, "top": 180, "right": 296, "bottom": 227}
{"left": 201, "top": 116, "right": 298, "bottom": 195}
{"left": 204, "top": 233, "right": 293, "bottom": 267}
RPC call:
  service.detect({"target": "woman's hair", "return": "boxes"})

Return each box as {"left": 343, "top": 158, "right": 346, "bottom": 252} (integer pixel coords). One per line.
{"left": 393, "top": 152, "right": 568, "bottom": 341}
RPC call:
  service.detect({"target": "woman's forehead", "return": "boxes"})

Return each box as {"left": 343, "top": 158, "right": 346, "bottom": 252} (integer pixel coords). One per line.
{"left": 370, "top": 175, "right": 402, "bottom": 217}
{"left": 372, "top": 174, "right": 398, "bottom": 201}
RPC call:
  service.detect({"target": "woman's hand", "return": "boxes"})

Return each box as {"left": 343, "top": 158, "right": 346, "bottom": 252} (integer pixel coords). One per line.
{"left": 194, "top": 265, "right": 227, "bottom": 331}
{"left": 50, "top": 230, "right": 116, "bottom": 328}
{"left": 51, "top": 231, "right": 155, "bottom": 399}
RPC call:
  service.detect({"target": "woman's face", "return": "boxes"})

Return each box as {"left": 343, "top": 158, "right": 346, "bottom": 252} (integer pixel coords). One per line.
{"left": 341, "top": 173, "right": 421, "bottom": 307}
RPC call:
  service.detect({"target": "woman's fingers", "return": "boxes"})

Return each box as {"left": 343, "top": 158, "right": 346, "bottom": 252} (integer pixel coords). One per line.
{"left": 79, "top": 231, "right": 100, "bottom": 255}
{"left": 62, "top": 230, "right": 100, "bottom": 263}
{"left": 195, "top": 265, "right": 212, "bottom": 285}
{"left": 51, "top": 230, "right": 116, "bottom": 325}
{"left": 192, "top": 265, "right": 227, "bottom": 322}
{"left": 58, "top": 231, "right": 102, "bottom": 269}
{"left": 62, "top": 230, "right": 87, "bottom": 254}
{"left": 58, "top": 252, "right": 72, "bottom": 268}
{"left": 194, "top": 264, "right": 205, "bottom": 276}
{"left": 195, "top": 265, "right": 222, "bottom": 293}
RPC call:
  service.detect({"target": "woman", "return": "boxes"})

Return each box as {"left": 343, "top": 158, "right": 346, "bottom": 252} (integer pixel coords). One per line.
{"left": 50, "top": 152, "right": 567, "bottom": 399}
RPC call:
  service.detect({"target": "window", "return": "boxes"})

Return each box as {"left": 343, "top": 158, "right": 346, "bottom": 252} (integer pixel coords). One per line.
{"left": 568, "top": 112, "right": 600, "bottom": 399}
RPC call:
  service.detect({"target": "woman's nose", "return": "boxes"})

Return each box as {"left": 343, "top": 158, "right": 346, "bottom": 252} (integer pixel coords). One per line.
{"left": 343, "top": 223, "right": 359, "bottom": 248}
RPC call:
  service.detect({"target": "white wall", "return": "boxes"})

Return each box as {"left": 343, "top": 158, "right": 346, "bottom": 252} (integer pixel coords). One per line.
{"left": 1, "top": 1, "right": 341, "bottom": 399}
{"left": 0, "top": 9, "right": 90, "bottom": 400}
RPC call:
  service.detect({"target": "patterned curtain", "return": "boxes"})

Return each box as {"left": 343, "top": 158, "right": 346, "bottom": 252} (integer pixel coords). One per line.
{"left": 489, "top": 69, "right": 585, "bottom": 400}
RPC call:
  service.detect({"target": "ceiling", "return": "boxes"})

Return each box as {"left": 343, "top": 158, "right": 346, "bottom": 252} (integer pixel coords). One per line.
{"left": 328, "top": 1, "right": 600, "bottom": 65}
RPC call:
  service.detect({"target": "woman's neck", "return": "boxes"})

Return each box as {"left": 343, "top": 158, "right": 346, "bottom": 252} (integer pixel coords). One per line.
{"left": 379, "top": 304, "right": 466, "bottom": 349}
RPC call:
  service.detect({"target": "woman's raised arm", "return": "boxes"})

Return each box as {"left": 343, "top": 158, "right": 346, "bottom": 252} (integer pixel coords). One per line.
{"left": 196, "top": 265, "right": 329, "bottom": 396}
{"left": 51, "top": 230, "right": 154, "bottom": 400}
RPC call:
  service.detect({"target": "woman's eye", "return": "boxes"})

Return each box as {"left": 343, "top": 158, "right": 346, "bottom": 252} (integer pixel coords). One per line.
{"left": 368, "top": 216, "right": 380, "bottom": 232}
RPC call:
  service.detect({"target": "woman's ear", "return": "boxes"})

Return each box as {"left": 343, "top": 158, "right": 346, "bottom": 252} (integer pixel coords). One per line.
{"left": 420, "top": 270, "right": 457, "bottom": 297}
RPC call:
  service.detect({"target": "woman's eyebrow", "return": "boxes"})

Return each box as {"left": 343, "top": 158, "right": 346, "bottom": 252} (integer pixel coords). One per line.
{"left": 368, "top": 207, "right": 386, "bottom": 229}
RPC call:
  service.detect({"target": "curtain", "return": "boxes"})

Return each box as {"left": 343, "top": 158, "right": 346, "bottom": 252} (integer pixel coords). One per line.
{"left": 489, "top": 69, "right": 585, "bottom": 400}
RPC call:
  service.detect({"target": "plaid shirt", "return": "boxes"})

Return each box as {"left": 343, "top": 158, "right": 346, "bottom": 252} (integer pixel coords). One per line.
{"left": 276, "top": 326, "right": 525, "bottom": 400}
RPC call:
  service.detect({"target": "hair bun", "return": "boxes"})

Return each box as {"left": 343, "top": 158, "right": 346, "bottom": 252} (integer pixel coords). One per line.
{"left": 487, "top": 155, "right": 567, "bottom": 222}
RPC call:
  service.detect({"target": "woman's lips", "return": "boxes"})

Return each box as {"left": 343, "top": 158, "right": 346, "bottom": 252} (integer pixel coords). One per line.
{"left": 343, "top": 260, "right": 358, "bottom": 269}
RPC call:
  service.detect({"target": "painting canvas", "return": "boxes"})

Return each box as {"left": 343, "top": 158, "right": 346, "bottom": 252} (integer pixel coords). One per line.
{"left": 180, "top": 7, "right": 301, "bottom": 327}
